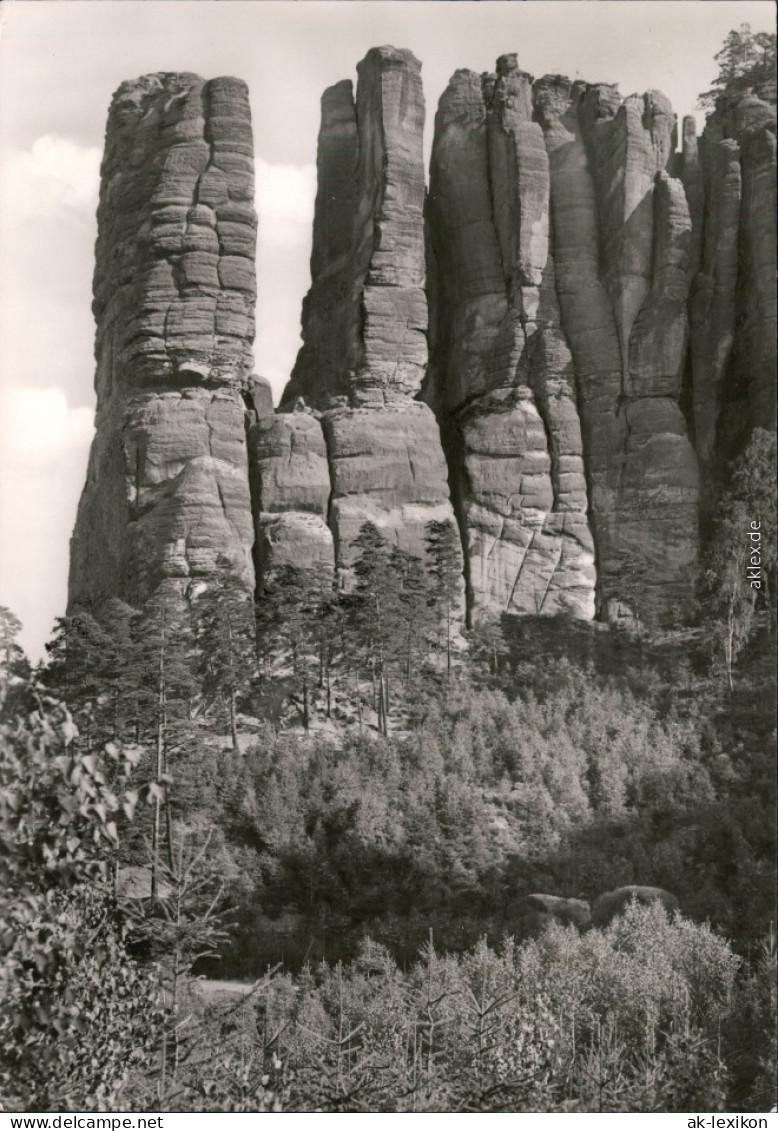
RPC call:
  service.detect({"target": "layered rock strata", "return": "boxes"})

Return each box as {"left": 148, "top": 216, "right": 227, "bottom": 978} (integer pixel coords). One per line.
{"left": 270, "top": 47, "right": 463, "bottom": 588}
{"left": 69, "top": 73, "right": 258, "bottom": 608}
{"left": 248, "top": 410, "right": 334, "bottom": 590}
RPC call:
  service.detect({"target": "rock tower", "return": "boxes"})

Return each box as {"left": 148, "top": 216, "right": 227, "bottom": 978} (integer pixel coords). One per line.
{"left": 69, "top": 54, "right": 776, "bottom": 628}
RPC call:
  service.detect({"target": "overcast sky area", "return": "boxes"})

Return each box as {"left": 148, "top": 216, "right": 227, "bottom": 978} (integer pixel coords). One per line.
{"left": 0, "top": 0, "right": 774, "bottom": 659}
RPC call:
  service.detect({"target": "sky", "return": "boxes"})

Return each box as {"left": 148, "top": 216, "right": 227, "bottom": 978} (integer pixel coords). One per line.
{"left": 0, "top": 0, "right": 774, "bottom": 659}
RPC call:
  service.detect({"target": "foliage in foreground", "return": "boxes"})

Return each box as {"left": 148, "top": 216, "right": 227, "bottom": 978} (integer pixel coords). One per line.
{"left": 0, "top": 691, "right": 164, "bottom": 1110}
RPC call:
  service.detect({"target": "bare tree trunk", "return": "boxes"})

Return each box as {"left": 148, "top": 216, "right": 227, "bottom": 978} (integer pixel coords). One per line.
{"left": 229, "top": 690, "right": 239, "bottom": 751}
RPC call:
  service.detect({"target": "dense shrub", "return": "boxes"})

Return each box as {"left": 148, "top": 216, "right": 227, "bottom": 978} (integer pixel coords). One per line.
{"left": 141, "top": 906, "right": 742, "bottom": 1113}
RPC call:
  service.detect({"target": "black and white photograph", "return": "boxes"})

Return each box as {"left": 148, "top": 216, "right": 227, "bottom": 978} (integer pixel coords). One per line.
{"left": 0, "top": 0, "right": 775, "bottom": 1117}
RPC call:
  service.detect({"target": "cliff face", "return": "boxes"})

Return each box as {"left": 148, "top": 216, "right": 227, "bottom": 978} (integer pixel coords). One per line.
{"left": 69, "top": 55, "right": 776, "bottom": 628}
{"left": 686, "top": 88, "right": 776, "bottom": 494}
{"left": 426, "top": 61, "right": 596, "bottom": 620}
{"left": 426, "top": 61, "right": 703, "bottom": 623}
{"left": 69, "top": 73, "right": 259, "bottom": 608}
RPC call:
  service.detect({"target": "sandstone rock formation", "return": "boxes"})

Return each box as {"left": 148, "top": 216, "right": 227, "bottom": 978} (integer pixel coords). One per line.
{"left": 69, "top": 55, "right": 775, "bottom": 633}
{"left": 427, "top": 60, "right": 596, "bottom": 621}
{"left": 427, "top": 60, "right": 702, "bottom": 624}
{"left": 684, "top": 87, "right": 776, "bottom": 489}
{"left": 248, "top": 410, "right": 334, "bottom": 589}
{"left": 272, "top": 47, "right": 463, "bottom": 586}
{"left": 69, "top": 73, "right": 258, "bottom": 608}
{"left": 522, "top": 894, "right": 592, "bottom": 934}
{"left": 590, "top": 885, "right": 680, "bottom": 928}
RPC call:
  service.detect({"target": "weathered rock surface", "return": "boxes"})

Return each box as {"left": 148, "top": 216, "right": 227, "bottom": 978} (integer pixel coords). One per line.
{"left": 522, "top": 894, "right": 592, "bottom": 934}
{"left": 427, "top": 60, "right": 596, "bottom": 621}
{"left": 274, "top": 48, "right": 464, "bottom": 590}
{"left": 591, "top": 885, "right": 680, "bottom": 927}
{"left": 69, "top": 57, "right": 775, "bottom": 634}
{"left": 323, "top": 403, "right": 456, "bottom": 577}
{"left": 532, "top": 73, "right": 699, "bottom": 620}
{"left": 248, "top": 411, "right": 334, "bottom": 588}
{"left": 686, "top": 88, "right": 776, "bottom": 479}
{"left": 69, "top": 73, "right": 257, "bottom": 608}
{"left": 282, "top": 47, "right": 428, "bottom": 410}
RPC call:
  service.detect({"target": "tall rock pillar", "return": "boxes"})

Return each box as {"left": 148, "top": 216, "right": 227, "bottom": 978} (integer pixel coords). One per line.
{"left": 426, "top": 58, "right": 596, "bottom": 621}
{"left": 271, "top": 47, "right": 462, "bottom": 590}
{"left": 69, "top": 73, "right": 258, "bottom": 609}
{"left": 534, "top": 74, "right": 699, "bottom": 622}
{"left": 683, "top": 88, "right": 776, "bottom": 487}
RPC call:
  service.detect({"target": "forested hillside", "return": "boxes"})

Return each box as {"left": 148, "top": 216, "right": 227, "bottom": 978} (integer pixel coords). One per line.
{"left": 2, "top": 444, "right": 775, "bottom": 1109}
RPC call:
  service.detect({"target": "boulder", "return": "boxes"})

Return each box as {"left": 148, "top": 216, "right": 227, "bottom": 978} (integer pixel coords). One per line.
{"left": 591, "top": 885, "right": 680, "bottom": 928}
{"left": 522, "top": 893, "right": 592, "bottom": 933}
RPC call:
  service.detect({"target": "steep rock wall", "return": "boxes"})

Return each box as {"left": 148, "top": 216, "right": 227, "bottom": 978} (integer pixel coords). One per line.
{"left": 427, "top": 61, "right": 700, "bottom": 623}
{"left": 68, "top": 57, "right": 775, "bottom": 632}
{"left": 685, "top": 88, "right": 776, "bottom": 487}
{"left": 426, "top": 60, "right": 596, "bottom": 620}
{"left": 69, "top": 73, "right": 258, "bottom": 608}
{"left": 270, "top": 47, "right": 463, "bottom": 590}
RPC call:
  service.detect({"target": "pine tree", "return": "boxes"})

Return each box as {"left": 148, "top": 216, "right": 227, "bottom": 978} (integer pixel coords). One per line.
{"left": 257, "top": 565, "right": 322, "bottom": 730}
{"left": 698, "top": 24, "right": 777, "bottom": 111}
{"left": 131, "top": 592, "right": 199, "bottom": 898}
{"left": 192, "top": 559, "right": 257, "bottom": 751}
{"left": 350, "top": 523, "right": 396, "bottom": 735}
{"left": 43, "top": 601, "right": 138, "bottom": 746}
{"left": 388, "top": 545, "right": 432, "bottom": 688}
{"left": 0, "top": 606, "right": 29, "bottom": 713}
{"left": 425, "top": 520, "right": 462, "bottom": 675}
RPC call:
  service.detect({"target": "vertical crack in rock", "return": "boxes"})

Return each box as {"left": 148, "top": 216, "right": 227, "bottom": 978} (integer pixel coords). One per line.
{"left": 68, "top": 73, "right": 258, "bottom": 611}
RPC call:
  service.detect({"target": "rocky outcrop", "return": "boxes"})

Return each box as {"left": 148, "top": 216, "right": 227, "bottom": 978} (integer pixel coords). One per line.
{"left": 69, "top": 73, "right": 258, "bottom": 608}
{"left": 686, "top": 88, "right": 776, "bottom": 481}
{"left": 522, "top": 894, "right": 592, "bottom": 934}
{"left": 426, "top": 60, "right": 596, "bottom": 621}
{"left": 272, "top": 48, "right": 463, "bottom": 589}
{"left": 69, "top": 56, "right": 774, "bottom": 634}
{"left": 532, "top": 74, "right": 699, "bottom": 619}
{"left": 248, "top": 410, "right": 334, "bottom": 589}
{"left": 282, "top": 48, "right": 428, "bottom": 411}
{"left": 591, "top": 885, "right": 680, "bottom": 927}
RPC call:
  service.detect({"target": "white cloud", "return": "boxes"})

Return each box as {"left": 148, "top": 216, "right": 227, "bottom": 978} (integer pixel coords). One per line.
{"left": 256, "top": 158, "right": 316, "bottom": 248}
{"left": 0, "top": 134, "right": 101, "bottom": 221}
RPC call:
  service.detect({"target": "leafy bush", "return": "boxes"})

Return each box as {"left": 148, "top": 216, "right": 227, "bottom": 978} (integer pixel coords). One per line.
{"left": 0, "top": 691, "right": 163, "bottom": 1110}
